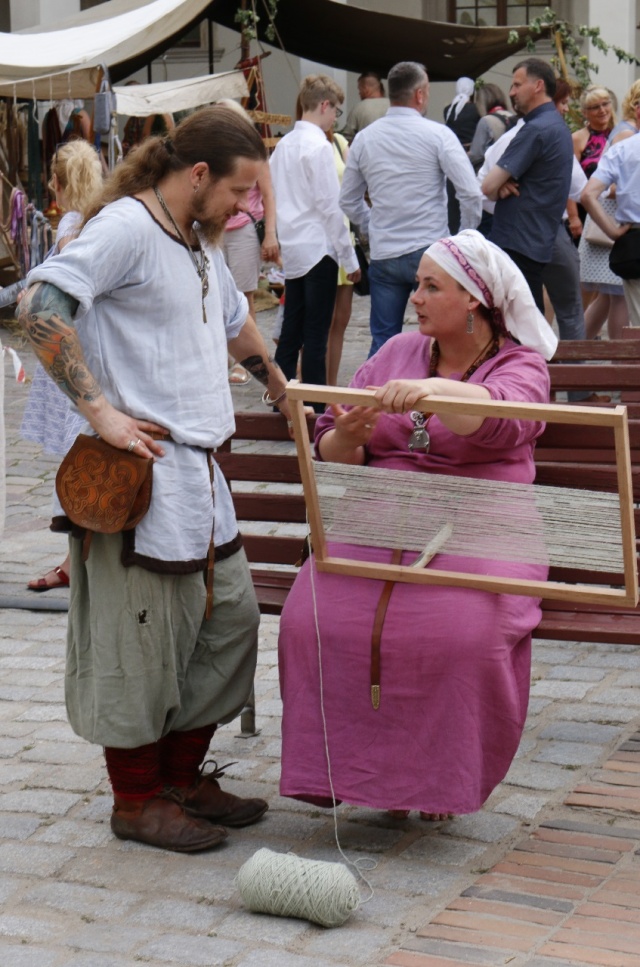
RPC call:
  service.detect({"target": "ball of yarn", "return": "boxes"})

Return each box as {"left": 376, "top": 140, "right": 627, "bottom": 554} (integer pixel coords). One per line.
{"left": 236, "top": 847, "right": 360, "bottom": 928}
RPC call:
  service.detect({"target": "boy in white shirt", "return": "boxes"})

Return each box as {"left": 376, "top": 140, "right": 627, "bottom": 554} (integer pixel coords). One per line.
{"left": 270, "top": 75, "right": 360, "bottom": 404}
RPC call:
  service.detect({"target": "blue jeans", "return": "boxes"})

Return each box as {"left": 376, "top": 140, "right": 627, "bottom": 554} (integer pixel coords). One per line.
{"left": 368, "top": 247, "right": 424, "bottom": 357}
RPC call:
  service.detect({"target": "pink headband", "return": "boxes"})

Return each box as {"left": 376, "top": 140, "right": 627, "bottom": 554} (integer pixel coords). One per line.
{"left": 438, "top": 238, "right": 506, "bottom": 332}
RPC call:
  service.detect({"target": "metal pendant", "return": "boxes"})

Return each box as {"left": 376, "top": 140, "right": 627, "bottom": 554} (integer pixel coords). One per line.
{"left": 408, "top": 411, "right": 430, "bottom": 452}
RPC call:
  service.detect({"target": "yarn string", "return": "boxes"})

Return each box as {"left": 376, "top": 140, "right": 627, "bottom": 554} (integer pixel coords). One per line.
{"left": 314, "top": 462, "right": 624, "bottom": 572}
{"left": 307, "top": 516, "right": 377, "bottom": 902}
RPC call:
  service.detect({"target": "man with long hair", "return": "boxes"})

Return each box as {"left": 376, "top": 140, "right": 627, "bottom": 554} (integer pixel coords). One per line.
{"left": 18, "top": 106, "right": 289, "bottom": 852}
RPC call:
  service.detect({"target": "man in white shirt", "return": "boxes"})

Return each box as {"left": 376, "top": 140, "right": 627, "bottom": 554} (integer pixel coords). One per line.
{"left": 582, "top": 106, "right": 640, "bottom": 326}
{"left": 270, "top": 75, "right": 360, "bottom": 403}
{"left": 339, "top": 61, "right": 482, "bottom": 357}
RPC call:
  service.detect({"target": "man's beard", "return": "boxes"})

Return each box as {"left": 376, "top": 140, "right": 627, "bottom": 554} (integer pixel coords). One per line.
{"left": 190, "top": 193, "right": 226, "bottom": 246}
{"left": 195, "top": 216, "right": 226, "bottom": 246}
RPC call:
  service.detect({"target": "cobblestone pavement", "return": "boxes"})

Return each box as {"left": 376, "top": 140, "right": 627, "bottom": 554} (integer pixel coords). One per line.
{"left": 1, "top": 298, "right": 640, "bottom": 967}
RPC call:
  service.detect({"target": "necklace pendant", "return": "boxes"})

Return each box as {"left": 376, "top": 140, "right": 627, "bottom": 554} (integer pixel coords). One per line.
{"left": 408, "top": 411, "right": 430, "bottom": 453}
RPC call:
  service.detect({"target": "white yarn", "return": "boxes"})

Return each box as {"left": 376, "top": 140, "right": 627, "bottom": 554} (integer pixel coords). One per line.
{"left": 315, "top": 462, "right": 624, "bottom": 572}
{"left": 236, "top": 847, "right": 360, "bottom": 927}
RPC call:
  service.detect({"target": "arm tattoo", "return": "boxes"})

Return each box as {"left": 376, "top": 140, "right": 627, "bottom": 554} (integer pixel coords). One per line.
{"left": 240, "top": 353, "right": 283, "bottom": 387}
{"left": 18, "top": 283, "right": 102, "bottom": 405}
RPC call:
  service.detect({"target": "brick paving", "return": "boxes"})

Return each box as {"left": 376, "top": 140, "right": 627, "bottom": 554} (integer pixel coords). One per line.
{"left": 1, "top": 298, "right": 640, "bottom": 967}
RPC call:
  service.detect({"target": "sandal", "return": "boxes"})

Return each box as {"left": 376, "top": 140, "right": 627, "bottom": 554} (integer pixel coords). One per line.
{"left": 228, "top": 364, "right": 251, "bottom": 385}
{"left": 27, "top": 566, "right": 70, "bottom": 592}
{"left": 387, "top": 809, "right": 453, "bottom": 821}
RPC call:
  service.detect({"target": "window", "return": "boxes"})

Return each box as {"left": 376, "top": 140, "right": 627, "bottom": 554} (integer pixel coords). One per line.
{"left": 447, "top": 1, "right": 547, "bottom": 26}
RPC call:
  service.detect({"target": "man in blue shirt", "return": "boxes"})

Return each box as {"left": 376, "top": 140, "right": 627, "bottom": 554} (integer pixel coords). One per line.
{"left": 482, "top": 58, "right": 573, "bottom": 311}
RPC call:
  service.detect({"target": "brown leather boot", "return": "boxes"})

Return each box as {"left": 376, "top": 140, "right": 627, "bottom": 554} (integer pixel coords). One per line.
{"left": 111, "top": 790, "right": 228, "bottom": 852}
{"left": 174, "top": 760, "right": 268, "bottom": 828}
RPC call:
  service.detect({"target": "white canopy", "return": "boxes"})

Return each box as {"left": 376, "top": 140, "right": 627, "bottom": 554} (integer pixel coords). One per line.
{"left": 0, "top": 0, "right": 211, "bottom": 80}
{"left": 0, "top": 66, "right": 105, "bottom": 100}
{"left": 113, "top": 70, "right": 248, "bottom": 117}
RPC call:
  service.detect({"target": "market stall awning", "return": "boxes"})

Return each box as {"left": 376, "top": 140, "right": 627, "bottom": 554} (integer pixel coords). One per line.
{"left": 0, "top": 0, "right": 535, "bottom": 88}
{"left": 0, "top": 66, "right": 105, "bottom": 100}
{"left": 0, "top": 0, "right": 211, "bottom": 81}
{"left": 207, "top": 0, "right": 535, "bottom": 81}
{"left": 113, "top": 69, "right": 248, "bottom": 116}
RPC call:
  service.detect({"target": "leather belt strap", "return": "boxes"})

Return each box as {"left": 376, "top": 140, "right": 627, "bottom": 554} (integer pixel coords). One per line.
{"left": 370, "top": 548, "right": 403, "bottom": 710}
{"left": 205, "top": 451, "right": 215, "bottom": 620}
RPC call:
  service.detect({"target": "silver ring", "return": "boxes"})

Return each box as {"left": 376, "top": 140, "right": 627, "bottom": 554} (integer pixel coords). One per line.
{"left": 286, "top": 420, "right": 294, "bottom": 429}
{"left": 127, "top": 439, "right": 137, "bottom": 452}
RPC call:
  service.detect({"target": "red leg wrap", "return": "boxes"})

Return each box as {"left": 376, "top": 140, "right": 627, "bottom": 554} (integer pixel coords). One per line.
{"left": 104, "top": 743, "right": 162, "bottom": 801}
{"left": 159, "top": 723, "right": 217, "bottom": 788}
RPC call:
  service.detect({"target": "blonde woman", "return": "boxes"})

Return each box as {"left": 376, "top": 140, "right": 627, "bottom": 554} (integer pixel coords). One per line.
{"left": 22, "top": 140, "right": 103, "bottom": 590}
{"left": 573, "top": 86, "right": 616, "bottom": 177}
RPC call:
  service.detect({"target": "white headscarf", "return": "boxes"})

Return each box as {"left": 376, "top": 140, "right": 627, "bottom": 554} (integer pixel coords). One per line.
{"left": 445, "top": 77, "right": 475, "bottom": 123}
{"left": 425, "top": 230, "right": 558, "bottom": 360}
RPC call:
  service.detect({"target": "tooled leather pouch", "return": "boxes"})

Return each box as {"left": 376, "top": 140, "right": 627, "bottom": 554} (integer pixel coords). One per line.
{"left": 56, "top": 434, "right": 153, "bottom": 533}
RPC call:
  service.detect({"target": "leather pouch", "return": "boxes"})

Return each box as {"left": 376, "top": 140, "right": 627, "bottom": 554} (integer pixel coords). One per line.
{"left": 56, "top": 434, "right": 153, "bottom": 533}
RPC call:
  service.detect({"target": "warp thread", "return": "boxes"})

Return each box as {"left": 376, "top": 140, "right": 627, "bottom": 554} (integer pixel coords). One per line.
{"left": 236, "top": 847, "right": 360, "bottom": 927}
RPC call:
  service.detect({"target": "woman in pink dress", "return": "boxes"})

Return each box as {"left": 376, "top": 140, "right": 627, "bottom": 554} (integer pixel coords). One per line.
{"left": 278, "top": 230, "right": 556, "bottom": 820}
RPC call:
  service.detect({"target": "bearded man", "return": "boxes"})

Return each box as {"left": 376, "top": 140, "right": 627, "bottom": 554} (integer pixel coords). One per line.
{"left": 18, "top": 106, "right": 289, "bottom": 852}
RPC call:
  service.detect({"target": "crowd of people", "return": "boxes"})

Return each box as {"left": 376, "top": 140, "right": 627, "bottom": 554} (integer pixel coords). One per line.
{"left": 15, "top": 57, "right": 640, "bottom": 850}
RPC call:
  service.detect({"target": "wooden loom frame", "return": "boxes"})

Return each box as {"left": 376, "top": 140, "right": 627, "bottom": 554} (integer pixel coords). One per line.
{"left": 286, "top": 383, "right": 639, "bottom": 609}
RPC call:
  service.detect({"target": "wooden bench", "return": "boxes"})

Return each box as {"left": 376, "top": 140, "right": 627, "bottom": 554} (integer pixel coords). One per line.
{"left": 217, "top": 408, "right": 640, "bottom": 650}
{"left": 549, "top": 336, "right": 640, "bottom": 414}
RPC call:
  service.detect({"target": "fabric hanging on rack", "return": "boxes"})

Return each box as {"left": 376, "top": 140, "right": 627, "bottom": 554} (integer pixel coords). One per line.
{"left": 9, "top": 189, "right": 29, "bottom": 275}
{"left": 7, "top": 190, "right": 52, "bottom": 276}
{"left": 26, "top": 102, "right": 43, "bottom": 211}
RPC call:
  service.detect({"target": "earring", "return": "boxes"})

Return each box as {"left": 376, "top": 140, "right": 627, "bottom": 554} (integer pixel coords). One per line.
{"left": 466, "top": 311, "right": 474, "bottom": 334}
{"left": 194, "top": 183, "right": 200, "bottom": 193}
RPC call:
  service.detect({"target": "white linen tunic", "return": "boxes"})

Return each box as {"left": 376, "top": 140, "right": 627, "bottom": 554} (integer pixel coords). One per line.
{"left": 28, "top": 197, "right": 248, "bottom": 569}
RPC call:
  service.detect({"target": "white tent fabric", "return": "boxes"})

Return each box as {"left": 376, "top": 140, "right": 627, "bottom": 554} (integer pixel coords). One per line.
{"left": 0, "top": 66, "right": 104, "bottom": 100}
{"left": 0, "top": 0, "right": 210, "bottom": 79}
{"left": 113, "top": 70, "right": 248, "bottom": 117}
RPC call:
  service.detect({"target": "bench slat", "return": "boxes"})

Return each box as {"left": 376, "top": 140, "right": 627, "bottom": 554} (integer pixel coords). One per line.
{"left": 549, "top": 364, "right": 640, "bottom": 389}
{"left": 552, "top": 339, "right": 640, "bottom": 362}
{"left": 536, "top": 610, "right": 640, "bottom": 645}
{"left": 534, "top": 462, "right": 640, "bottom": 494}
{"left": 243, "top": 534, "right": 303, "bottom": 566}
{"left": 218, "top": 453, "right": 302, "bottom": 484}
{"left": 233, "top": 493, "right": 307, "bottom": 523}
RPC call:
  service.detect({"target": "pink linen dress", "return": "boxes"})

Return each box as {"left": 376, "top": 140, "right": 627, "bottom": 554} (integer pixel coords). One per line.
{"left": 278, "top": 331, "right": 550, "bottom": 814}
